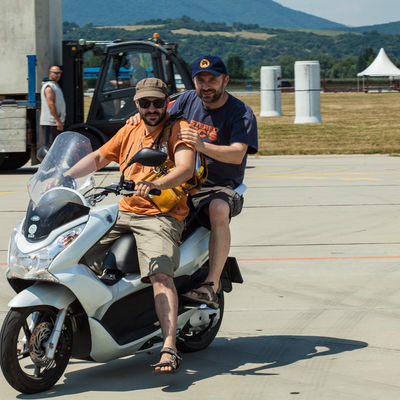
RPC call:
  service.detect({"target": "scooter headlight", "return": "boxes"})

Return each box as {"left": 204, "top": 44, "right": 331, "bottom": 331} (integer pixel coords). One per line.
{"left": 7, "top": 223, "right": 85, "bottom": 281}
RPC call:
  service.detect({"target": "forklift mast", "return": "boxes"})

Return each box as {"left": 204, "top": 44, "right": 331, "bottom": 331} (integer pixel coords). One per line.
{"left": 62, "top": 40, "right": 100, "bottom": 129}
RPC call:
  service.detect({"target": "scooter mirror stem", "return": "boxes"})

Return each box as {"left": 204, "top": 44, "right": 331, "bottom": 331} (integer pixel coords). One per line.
{"left": 119, "top": 166, "right": 128, "bottom": 187}
{"left": 120, "top": 155, "right": 141, "bottom": 188}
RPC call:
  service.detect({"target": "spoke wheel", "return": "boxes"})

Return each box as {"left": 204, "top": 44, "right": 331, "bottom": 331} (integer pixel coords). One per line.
{"left": 0, "top": 306, "right": 72, "bottom": 394}
{"left": 178, "top": 290, "right": 224, "bottom": 353}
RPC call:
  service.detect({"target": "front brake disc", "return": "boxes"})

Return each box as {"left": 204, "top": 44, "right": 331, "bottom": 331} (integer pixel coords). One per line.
{"left": 29, "top": 322, "right": 52, "bottom": 366}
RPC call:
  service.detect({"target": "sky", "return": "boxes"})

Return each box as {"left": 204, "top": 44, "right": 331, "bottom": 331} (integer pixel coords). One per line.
{"left": 275, "top": 0, "right": 399, "bottom": 27}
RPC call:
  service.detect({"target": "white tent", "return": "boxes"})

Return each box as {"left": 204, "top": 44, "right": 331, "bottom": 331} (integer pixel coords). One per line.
{"left": 357, "top": 48, "right": 400, "bottom": 91}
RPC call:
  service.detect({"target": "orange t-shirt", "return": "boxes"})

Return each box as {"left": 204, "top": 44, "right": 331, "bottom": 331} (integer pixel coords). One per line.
{"left": 99, "top": 117, "right": 194, "bottom": 221}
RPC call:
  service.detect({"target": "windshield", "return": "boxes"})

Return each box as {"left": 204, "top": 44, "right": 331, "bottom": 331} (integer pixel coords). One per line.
{"left": 27, "top": 131, "right": 96, "bottom": 205}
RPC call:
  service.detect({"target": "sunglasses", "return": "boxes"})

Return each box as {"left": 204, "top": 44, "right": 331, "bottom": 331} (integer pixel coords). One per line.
{"left": 138, "top": 98, "right": 166, "bottom": 109}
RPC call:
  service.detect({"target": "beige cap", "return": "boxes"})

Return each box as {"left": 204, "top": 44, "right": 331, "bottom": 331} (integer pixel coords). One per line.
{"left": 134, "top": 77, "right": 168, "bottom": 100}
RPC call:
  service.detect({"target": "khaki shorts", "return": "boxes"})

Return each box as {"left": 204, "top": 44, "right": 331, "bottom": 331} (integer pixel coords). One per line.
{"left": 190, "top": 185, "right": 244, "bottom": 229}
{"left": 86, "top": 211, "right": 184, "bottom": 283}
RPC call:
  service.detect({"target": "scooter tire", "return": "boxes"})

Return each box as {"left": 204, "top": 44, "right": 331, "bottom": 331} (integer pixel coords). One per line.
{"left": 0, "top": 306, "right": 72, "bottom": 394}
{"left": 177, "top": 290, "right": 224, "bottom": 353}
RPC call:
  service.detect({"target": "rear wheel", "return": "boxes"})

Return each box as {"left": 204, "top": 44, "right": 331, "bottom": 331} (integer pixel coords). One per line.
{"left": 177, "top": 290, "right": 224, "bottom": 353}
{"left": 0, "top": 152, "right": 30, "bottom": 170}
{"left": 0, "top": 306, "right": 72, "bottom": 394}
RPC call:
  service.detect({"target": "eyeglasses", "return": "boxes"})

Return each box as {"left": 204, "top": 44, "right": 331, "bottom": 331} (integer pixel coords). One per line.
{"left": 138, "top": 98, "right": 166, "bottom": 109}
{"left": 50, "top": 71, "right": 62, "bottom": 75}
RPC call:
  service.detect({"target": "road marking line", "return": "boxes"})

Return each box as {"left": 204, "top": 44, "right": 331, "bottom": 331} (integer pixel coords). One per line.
{"left": 0, "top": 190, "right": 27, "bottom": 194}
{"left": 246, "top": 171, "right": 400, "bottom": 178}
{"left": 238, "top": 256, "right": 400, "bottom": 261}
{"left": 293, "top": 177, "right": 328, "bottom": 180}
{"left": 340, "top": 178, "right": 380, "bottom": 181}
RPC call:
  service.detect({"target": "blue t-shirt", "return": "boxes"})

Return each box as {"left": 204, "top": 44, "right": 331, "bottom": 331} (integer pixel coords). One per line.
{"left": 169, "top": 90, "right": 258, "bottom": 188}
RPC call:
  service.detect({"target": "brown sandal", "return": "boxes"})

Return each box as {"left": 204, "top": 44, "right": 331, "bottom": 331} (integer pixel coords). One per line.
{"left": 181, "top": 282, "right": 219, "bottom": 309}
{"left": 151, "top": 347, "right": 182, "bottom": 374}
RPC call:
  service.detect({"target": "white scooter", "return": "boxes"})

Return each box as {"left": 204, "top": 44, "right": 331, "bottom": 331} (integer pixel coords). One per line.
{"left": 0, "top": 131, "right": 244, "bottom": 394}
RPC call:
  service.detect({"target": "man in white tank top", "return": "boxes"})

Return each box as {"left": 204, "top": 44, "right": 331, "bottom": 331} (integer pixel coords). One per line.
{"left": 39, "top": 65, "right": 66, "bottom": 148}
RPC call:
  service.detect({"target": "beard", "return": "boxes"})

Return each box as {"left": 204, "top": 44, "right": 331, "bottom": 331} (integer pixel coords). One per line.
{"left": 196, "top": 81, "right": 225, "bottom": 105}
{"left": 140, "top": 107, "right": 167, "bottom": 126}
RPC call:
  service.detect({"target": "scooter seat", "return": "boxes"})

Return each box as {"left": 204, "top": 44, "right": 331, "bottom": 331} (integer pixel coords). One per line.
{"left": 102, "top": 233, "right": 140, "bottom": 275}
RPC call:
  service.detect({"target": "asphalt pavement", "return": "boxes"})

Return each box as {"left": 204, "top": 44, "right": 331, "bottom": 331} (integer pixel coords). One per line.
{"left": 0, "top": 154, "right": 399, "bottom": 399}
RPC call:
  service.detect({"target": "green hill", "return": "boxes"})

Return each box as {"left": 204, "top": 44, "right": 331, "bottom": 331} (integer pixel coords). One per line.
{"left": 63, "top": 17, "right": 400, "bottom": 80}
{"left": 348, "top": 21, "right": 400, "bottom": 35}
{"left": 62, "top": 0, "right": 344, "bottom": 30}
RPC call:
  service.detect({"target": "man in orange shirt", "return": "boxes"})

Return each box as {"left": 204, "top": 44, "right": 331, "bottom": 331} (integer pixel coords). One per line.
{"left": 65, "top": 78, "right": 195, "bottom": 374}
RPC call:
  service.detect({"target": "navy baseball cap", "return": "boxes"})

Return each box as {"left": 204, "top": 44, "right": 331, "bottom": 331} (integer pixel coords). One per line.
{"left": 192, "top": 55, "right": 227, "bottom": 78}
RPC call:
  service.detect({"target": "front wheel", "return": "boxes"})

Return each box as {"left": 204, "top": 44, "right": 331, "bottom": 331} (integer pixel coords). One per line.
{"left": 0, "top": 306, "right": 72, "bottom": 394}
{"left": 177, "top": 290, "right": 224, "bottom": 353}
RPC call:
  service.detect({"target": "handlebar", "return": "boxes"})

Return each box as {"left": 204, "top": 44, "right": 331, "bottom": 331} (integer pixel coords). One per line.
{"left": 150, "top": 188, "right": 162, "bottom": 196}
{"left": 117, "top": 188, "right": 161, "bottom": 196}
{"left": 86, "top": 183, "right": 161, "bottom": 206}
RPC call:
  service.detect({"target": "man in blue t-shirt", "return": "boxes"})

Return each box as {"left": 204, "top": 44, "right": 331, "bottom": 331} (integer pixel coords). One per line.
{"left": 127, "top": 55, "right": 258, "bottom": 308}
{"left": 171, "top": 56, "right": 258, "bottom": 308}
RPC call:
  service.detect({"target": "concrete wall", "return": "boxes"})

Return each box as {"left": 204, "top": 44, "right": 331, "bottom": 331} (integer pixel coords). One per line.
{"left": 0, "top": 0, "right": 62, "bottom": 96}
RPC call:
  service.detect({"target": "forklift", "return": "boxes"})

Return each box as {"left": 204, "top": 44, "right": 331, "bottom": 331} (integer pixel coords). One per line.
{"left": 62, "top": 33, "right": 194, "bottom": 150}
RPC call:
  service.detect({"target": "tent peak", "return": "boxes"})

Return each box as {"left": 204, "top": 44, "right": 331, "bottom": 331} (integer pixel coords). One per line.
{"left": 357, "top": 48, "right": 400, "bottom": 77}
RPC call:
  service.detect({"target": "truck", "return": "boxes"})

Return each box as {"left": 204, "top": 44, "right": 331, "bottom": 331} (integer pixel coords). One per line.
{"left": 0, "top": 1, "right": 193, "bottom": 171}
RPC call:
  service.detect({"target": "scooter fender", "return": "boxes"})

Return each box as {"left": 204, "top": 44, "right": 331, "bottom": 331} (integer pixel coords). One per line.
{"left": 8, "top": 282, "right": 76, "bottom": 310}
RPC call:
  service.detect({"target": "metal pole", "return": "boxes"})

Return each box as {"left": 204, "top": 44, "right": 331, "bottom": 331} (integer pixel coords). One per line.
{"left": 27, "top": 55, "right": 37, "bottom": 107}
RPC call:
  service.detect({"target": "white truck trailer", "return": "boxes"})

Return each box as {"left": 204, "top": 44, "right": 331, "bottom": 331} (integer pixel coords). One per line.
{"left": 0, "top": 0, "right": 62, "bottom": 170}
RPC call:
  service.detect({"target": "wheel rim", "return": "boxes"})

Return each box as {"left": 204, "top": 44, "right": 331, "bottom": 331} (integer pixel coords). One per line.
{"left": 177, "top": 291, "right": 224, "bottom": 353}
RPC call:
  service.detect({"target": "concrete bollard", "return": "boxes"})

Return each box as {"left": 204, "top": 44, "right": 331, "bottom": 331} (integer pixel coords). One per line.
{"left": 294, "top": 61, "right": 322, "bottom": 124}
{"left": 260, "top": 66, "right": 282, "bottom": 117}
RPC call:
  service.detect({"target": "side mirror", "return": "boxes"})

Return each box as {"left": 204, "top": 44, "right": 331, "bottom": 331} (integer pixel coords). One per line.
{"left": 127, "top": 147, "right": 167, "bottom": 168}
{"left": 36, "top": 146, "right": 49, "bottom": 162}
{"left": 120, "top": 148, "right": 167, "bottom": 187}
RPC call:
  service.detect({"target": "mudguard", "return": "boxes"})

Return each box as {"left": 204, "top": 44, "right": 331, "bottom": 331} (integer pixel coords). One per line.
{"left": 8, "top": 282, "right": 76, "bottom": 310}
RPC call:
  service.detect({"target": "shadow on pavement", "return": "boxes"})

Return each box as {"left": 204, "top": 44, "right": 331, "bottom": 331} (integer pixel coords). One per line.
{"left": 16, "top": 335, "right": 368, "bottom": 398}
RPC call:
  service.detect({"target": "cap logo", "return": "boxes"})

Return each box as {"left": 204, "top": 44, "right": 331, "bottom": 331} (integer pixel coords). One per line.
{"left": 200, "top": 59, "right": 210, "bottom": 68}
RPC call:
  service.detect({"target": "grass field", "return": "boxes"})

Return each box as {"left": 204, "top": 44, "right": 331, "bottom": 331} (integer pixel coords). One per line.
{"left": 235, "top": 92, "right": 400, "bottom": 155}
{"left": 85, "top": 92, "right": 400, "bottom": 155}
{"left": 170, "top": 28, "right": 274, "bottom": 40}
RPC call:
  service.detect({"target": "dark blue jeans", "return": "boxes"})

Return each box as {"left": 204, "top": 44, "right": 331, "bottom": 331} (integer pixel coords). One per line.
{"left": 39, "top": 125, "right": 60, "bottom": 149}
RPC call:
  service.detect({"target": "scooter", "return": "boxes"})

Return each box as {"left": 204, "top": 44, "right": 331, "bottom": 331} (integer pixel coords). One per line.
{"left": 0, "top": 131, "right": 244, "bottom": 394}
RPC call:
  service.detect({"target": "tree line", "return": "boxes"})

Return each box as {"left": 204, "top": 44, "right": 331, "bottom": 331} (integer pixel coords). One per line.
{"left": 63, "top": 18, "right": 400, "bottom": 80}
